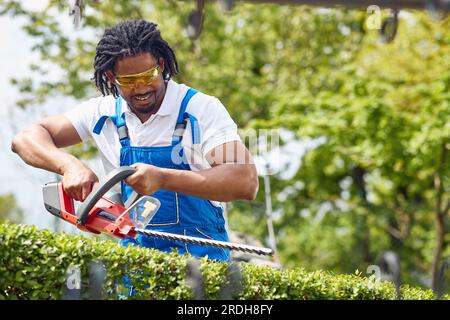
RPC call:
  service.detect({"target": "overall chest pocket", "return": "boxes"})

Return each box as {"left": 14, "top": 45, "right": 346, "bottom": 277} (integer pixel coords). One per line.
{"left": 120, "top": 146, "right": 185, "bottom": 226}
{"left": 148, "top": 189, "right": 180, "bottom": 226}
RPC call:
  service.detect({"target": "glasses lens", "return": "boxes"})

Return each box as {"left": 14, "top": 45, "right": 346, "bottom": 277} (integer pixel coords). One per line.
{"left": 115, "top": 66, "right": 160, "bottom": 88}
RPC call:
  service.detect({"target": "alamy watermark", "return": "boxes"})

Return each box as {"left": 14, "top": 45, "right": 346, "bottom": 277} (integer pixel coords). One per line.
{"left": 170, "top": 128, "right": 281, "bottom": 175}
{"left": 66, "top": 265, "right": 81, "bottom": 290}
{"left": 366, "top": 264, "right": 382, "bottom": 284}
{"left": 366, "top": 5, "right": 382, "bottom": 30}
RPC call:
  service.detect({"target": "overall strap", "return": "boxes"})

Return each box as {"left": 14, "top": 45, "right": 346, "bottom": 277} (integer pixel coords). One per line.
{"left": 92, "top": 96, "right": 130, "bottom": 147}
{"left": 114, "top": 96, "right": 130, "bottom": 147}
{"left": 172, "top": 88, "right": 200, "bottom": 145}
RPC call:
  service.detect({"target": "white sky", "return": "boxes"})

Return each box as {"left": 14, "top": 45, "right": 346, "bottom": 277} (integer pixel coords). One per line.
{"left": 0, "top": 6, "right": 51, "bottom": 229}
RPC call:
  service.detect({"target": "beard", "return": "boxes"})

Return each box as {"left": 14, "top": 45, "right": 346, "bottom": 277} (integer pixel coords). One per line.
{"left": 124, "top": 81, "right": 167, "bottom": 120}
{"left": 129, "top": 85, "right": 165, "bottom": 115}
{"left": 131, "top": 92, "right": 157, "bottom": 113}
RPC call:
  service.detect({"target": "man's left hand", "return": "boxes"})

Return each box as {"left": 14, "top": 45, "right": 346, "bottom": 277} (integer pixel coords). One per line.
{"left": 124, "top": 163, "right": 164, "bottom": 195}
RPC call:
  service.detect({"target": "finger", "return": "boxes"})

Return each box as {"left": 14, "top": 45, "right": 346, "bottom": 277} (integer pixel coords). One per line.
{"left": 75, "top": 187, "right": 83, "bottom": 202}
{"left": 130, "top": 163, "right": 141, "bottom": 170}
{"left": 124, "top": 174, "right": 136, "bottom": 185}
{"left": 64, "top": 185, "right": 76, "bottom": 201}
{"left": 62, "top": 179, "right": 82, "bottom": 202}
{"left": 92, "top": 181, "right": 99, "bottom": 190}
{"left": 68, "top": 188, "right": 81, "bottom": 202}
{"left": 81, "top": 183, "right": 92, "bottom": 202}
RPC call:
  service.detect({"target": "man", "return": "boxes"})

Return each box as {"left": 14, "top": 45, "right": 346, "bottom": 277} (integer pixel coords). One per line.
{"left": 11, "top": 20, "right": 258, "bottom": 262}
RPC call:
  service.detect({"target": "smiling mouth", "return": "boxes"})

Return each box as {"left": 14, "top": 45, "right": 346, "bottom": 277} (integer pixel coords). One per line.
{"left": 134, "top": 92, "right": 153, "bottom": 101}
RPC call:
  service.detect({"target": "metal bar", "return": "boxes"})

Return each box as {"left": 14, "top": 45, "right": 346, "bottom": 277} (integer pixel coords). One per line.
{"left": 263, "top": 167, "right": 278, "bottom": 256}
{"left": 241, "top": 0, "right": 449, "bottom": 10}
{"left": 135, "top": 228, "right": 274, "bottom": 256}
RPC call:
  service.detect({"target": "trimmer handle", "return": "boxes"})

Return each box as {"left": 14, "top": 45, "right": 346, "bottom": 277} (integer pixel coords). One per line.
{"left": 77, "top": 166, "right": 136, "bottom": 224}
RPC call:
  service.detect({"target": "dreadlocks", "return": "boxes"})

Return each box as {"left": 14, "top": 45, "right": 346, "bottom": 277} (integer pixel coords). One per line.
{"left": 93, "top": 20, "right": 179, "bottom": 97}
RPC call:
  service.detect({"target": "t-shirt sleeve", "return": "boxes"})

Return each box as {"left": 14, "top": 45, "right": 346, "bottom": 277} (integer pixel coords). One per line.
{"left": 64, "top": 97, "right": 102, "bottom": 141}
{"left": 200, "top": 97, "right": 242, "bottom": 157}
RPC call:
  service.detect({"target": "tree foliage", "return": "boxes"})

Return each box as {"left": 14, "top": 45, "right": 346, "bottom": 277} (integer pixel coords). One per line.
{"left": 0, "top": 193, "right": 23, "bottom": 224}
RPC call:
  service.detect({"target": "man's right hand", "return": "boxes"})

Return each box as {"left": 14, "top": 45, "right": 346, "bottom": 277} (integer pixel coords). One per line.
{"left": 61, "top": 162, "right": 99, "bottom": 202}
{"left": 11, "top": 114, "right": 99, "bottom": 202}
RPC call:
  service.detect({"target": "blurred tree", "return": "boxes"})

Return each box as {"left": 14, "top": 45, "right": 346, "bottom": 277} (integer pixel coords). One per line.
{"left": 0, "top": 193, "right": 24, "bottom": 224}
{"left": 258, "top": 11, "right": 450, "bottom": 291}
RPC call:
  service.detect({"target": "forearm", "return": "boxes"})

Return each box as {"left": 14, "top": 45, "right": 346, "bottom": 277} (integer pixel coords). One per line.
{"left": 11, "top": 125, "right": 82, "bottom": 175}
{"left": 160, "top": 164, "right": 259, "bottom": 202}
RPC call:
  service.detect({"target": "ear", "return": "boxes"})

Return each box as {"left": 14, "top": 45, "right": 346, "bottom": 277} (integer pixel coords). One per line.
{"left": 105, "top": 70, "right": 114, "bottom": 82}
{"left": 159, "top": 58, "right": 165, "bottom": 72}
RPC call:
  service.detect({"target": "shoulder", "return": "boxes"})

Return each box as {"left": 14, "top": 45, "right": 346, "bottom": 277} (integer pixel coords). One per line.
{"left": 64, "top": 95, "right": 117, "bottom": 134}
{"left": 178, "top": 84, "right": 228, "bottom": 118}
{"left": 79, "top": 95, "right": 116, "bottom": 113}
{"left": 65, "top": 95, "right": 116, "bottom": 119}
{"left": 169, "top": 81, "right": 236, "bottom": 128}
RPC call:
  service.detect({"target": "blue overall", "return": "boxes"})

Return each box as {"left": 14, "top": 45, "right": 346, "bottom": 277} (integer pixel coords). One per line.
{"left": 93, "top": 88, "right": 230, "bottom": 262}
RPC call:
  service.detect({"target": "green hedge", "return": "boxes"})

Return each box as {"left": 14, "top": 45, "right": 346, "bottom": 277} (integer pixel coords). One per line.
{"left": 0, "top": 222, "right": 445, "bottom": 300}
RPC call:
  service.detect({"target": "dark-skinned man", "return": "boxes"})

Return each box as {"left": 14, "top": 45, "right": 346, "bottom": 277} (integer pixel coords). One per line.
{"left": 11, "top": 20, "right": 258, "bottom": 262}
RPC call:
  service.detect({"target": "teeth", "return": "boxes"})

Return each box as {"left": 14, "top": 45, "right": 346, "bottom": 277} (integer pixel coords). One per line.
{"left": 135, "top": 93, "right": 151, "bottom": 101}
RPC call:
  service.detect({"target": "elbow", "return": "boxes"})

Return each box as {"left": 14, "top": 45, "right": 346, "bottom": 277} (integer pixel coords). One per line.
{"left": 11, "top": 131, "right": 24, "bottom": 154}
{"left": 243, "top": 168, "right": 259, "bottom": 201}
{"left": 11, "top": 126, "right": 37, "bottom": 155}
{"left": 245, "top": 180, "right": 259, "bottom": 201}
{"left": 225, "top": 166, "right": 259, "bottom": 202}
{"left": 11, "top": 124, "right": 42, "bottom": 154}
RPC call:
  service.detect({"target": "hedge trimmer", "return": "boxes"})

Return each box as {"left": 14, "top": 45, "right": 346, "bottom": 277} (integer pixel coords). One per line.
{"left": 43, "top": 166, "right": 273, "bottom": 256}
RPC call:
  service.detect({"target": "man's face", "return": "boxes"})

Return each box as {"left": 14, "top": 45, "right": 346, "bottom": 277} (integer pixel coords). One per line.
{"left": 108, "top": 52, "right": 166, "bottom": 117}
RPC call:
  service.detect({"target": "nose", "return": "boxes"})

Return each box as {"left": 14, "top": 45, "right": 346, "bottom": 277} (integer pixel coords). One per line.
{"left": 133, "top": 79, "right": 150, "bottom": 93}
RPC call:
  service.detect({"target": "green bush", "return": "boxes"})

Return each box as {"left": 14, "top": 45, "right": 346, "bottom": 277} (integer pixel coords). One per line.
{"left": 0, "top": 222, "right": 445, "bottom": 300}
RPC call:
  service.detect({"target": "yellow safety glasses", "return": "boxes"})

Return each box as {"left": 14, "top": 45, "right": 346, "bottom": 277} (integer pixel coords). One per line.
{"left": 114, "top": 65, "right": 161, "bottom": 89}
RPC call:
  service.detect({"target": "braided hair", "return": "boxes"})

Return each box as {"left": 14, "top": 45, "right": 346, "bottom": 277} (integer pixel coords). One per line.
{"left": 93, "top": 20, "right": 179, "bottom": 97}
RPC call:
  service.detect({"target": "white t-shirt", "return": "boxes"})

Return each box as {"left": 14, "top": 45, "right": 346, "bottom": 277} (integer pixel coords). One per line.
{"left": 64, "top": 80, "right": 241, "bottom": 176}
